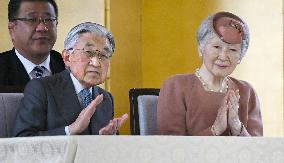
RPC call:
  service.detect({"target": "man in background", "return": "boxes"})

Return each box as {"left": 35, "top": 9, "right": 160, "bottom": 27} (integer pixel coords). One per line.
{"left": 0, "top": 0, "right": 65, "bottom": 92}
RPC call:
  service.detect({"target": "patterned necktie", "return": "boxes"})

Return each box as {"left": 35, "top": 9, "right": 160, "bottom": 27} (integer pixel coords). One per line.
{"left": 31, "top": 66, "right": 48, "bottom": 79}
{"left": 78, "top": 88, "right": 92, "bottom": 108}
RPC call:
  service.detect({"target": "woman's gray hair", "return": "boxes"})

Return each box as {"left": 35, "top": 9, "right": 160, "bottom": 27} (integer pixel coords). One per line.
{"left": 196, "top": 13, "right": 249, "bottom": 59}
{"left": 64, "top": 22, "right": 115, "bottom": 57}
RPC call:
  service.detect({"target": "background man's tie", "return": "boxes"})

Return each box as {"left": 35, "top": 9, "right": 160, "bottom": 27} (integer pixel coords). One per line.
{"left": 31, "top": 66, "right": 49, "bottom": 79}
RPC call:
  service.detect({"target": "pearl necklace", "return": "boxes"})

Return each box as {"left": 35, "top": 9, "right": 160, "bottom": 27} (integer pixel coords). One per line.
{"left": 195, "top": 68, "right": 229, "bottom": 93}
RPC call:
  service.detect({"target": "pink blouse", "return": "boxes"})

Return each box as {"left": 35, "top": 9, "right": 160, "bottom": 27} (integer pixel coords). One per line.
{"left": 157, "top": 74, "right": 263, "bottom": 136}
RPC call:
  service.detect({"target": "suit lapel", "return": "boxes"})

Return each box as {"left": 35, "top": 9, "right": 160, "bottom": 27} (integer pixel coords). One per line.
{"left": 90, "top": 87, "right": 113, "bottom": 135}
{"left": 49, "top": 50, "right": 65, "bottom": 74}
{"left": 50, "top": 71, "right": 111, "bottom": 135}
{"left": 51, "top": 70, "right": 90, "bottom": 134}
{"left": 6, "top": 49, "right": 65, "bottom": 85}
{"left": 90, "top": 87, "right": 100, "bottom": 134}
{"left": 8, "top": 49, "right": 30, "bottom": 85}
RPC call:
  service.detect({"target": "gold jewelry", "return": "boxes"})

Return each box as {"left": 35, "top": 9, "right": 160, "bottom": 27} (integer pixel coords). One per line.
{"left": 195, "top": 68, "right": 228, "bottom": 93}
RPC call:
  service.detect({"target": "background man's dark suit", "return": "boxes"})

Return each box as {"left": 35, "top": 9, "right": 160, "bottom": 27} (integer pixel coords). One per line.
{"left": 0, "top": 49, "right": 65, "bottom": 92}
{"left": 12, "top": 69, "right": 114, "bottom": 136}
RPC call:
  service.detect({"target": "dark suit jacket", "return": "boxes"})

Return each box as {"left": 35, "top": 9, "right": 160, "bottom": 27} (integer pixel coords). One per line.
{"left": 0, "top": 48, "right": 65, "bottom": 92}
{"left": 12, "top": 70, "right": 114, "bottom": 136}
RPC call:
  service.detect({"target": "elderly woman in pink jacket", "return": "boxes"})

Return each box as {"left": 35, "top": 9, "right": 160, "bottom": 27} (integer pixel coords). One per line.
{"left": 157, "top": 11, "right": 263, "bottom": 136}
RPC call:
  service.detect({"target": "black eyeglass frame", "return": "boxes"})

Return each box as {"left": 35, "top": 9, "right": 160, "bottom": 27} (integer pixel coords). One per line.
{"left": 11, "top": 17, "right": 58, "bottom": 26}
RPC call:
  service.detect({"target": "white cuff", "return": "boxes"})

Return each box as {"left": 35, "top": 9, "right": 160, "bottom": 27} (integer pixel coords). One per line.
{"left": 65, "top": 126, "right": 71, "bottom": 135}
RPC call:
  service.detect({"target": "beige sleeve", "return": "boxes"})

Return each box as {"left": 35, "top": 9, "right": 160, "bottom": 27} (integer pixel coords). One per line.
{"left": 245, "top": 87, "right": 263, "bottom": 136}
{"left": 157, "top": 78, "right": 187, "bottom": 135}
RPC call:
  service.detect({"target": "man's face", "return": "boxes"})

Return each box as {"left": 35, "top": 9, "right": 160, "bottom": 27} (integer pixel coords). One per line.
{"left": 63, "top": 32, "right": 111, "bottom": 88}
{"left": 8, "top": 1, "right": 57, "bottom": 63}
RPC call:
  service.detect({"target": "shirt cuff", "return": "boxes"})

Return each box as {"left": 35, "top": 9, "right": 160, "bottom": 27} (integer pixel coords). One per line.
{"left": 65, "top": 126, "right": 71, "bottom": 135}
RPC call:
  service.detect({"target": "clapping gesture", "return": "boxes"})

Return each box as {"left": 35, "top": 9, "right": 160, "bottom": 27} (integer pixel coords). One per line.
{"left": 99, "top": 114, "right": 128, "bottom": 135}
{"left": 68, "top": 94, "right": 128, "bottom": 135}
{"left": 212, "top": 90, "right": 244, "bottom": 136}
{"left": 227, "top": 90, "right": 242, "bottom": 135}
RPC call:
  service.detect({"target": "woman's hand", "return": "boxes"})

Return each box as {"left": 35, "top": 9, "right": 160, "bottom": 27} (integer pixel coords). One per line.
{"left": 212, "top": 93, "right": 229, "bottom": 135}
{"left": 227, "top": 90, "right": 242, "bottom": 135}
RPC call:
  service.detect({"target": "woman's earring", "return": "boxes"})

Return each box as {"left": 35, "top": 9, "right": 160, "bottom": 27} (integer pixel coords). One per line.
{"left": 198, "top": 48, "right": 203, "bottom": 58}
{"left": 237, "top": 60, "right": 241, "bottom": 64}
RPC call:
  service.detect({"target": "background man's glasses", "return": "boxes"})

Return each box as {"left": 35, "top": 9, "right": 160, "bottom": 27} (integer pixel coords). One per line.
{"left": 11, "top": 17, "right": 58, "bottom": 27}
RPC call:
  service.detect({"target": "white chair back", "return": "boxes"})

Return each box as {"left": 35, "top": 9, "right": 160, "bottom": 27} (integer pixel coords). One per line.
{"left": 137, "top": 95, "right": 158, "bottom": 135}
{"left": 0, "top": 93, "right": 24, "bottom": 137}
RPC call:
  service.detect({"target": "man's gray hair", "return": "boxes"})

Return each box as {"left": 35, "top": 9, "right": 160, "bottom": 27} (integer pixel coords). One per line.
{"left": 196, "top": 14, "right": 249, "bottom": 59}
{"left": 64, "top": 22, "right": 115, "bottom": 57}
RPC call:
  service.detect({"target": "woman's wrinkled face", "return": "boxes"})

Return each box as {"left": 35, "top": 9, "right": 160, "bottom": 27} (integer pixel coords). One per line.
{"left": 201, "top": 36, "right": 241, "bottom": 78}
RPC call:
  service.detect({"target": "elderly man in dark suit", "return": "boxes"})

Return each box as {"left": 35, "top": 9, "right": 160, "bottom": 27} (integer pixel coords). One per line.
{"left": 0, "top": 0, "right": 65, "bottom": 92}
{"left": 13, "top": 22, "right": 128, "bottom": 136}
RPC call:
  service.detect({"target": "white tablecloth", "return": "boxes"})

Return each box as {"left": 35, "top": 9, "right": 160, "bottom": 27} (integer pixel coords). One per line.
{"left": 1, "top": 136, "right": 284, "bottom": 163}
